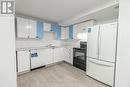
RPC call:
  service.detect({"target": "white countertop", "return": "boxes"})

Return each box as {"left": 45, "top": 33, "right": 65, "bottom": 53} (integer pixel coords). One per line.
{"left": 16, "top": 47, "right": 49, "bottom": 51}
{"left": 16, "top": 45, "right": 74, "bottom": 51}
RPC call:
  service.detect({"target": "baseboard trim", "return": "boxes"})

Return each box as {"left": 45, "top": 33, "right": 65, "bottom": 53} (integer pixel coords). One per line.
{"left": 31, "top": 65, "right": 46, "bottom": 71}
{"left": 63, "top": 61, "right": 73, "bottom": 65}
{"left": 17, "top": 70, "right": 30, "bottom": 76}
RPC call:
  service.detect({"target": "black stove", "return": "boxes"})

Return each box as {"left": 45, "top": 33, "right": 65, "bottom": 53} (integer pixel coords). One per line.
{"left": 73, "top": 42, "right": 87, "bottom": 71}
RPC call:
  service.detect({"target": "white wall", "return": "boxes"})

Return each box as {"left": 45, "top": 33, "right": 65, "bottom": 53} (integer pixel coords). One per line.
{"left": 16, "top": 32, "right": 62, "bottom": 48}
{"left": 16, "top": 29, "right": 80, "bottom": 49}
{"left": 0, "top": 17, "right": 17, "bottom": 87}
{"left": 115, "top": 0, "right": 130, "bottom": 87}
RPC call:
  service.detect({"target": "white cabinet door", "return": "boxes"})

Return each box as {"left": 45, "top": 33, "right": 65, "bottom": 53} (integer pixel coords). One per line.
{"left": 17, "top": 17, "right": 29, "bottom": 38}
{"left": 63, "top": 48, "right": 70, "bottom": 63}
{"left": 69, "top": 48, "right": 73, "bottom": 64}
{"left": 73, "top": 25, "right": 78, "bottom": 39}
{"left": 17, "top": 51, "right": 30, "bottom": 73}
{"left": 44, "top": 22, "right": 51, "bottom": 31}
{"left": 17, "top": 17, "right": 37, "bottom": 39}
{"left": 44, "top": 48, "right": 53, "bottom": 65}
{"left": 54, "top": 48, "right": 64, "bottom": 63}
{"left": 61, "top": 27, "right": 65, "bottom": 39}
{"left": 63, "top": 47, "right": 73, "bottom": 64}
{"left": 73, "top": 21, "right": 94, "bottom": 39}
{"left": 99, "top": 22, "right": 117, "bottom": 62}
{"left": 61, "top": 27, "right": 67, "bottom": 39}
{"left": 87, "top": 25, "right": 99, "bottom": 59}
{"left": 29, "top": 20, "right": 37, "bottom": 38}
{"left": 87, "top": 58, "right": 114, "bottom": 86}
{"left": 31, "top": 49, "right": 53, "bottom": 69}
{"left": 61, "top": 27, "right": 69, "bottom": 39}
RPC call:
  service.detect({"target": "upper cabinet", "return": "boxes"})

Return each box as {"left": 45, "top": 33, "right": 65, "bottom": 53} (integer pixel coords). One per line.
{"left": 73, "top": 20, "right": 95, "bottom": 39}
{"left": 69, "top": 25, "right": 74, "bottom": 39}
{"left": 16, "top": 17, "right": 62, "bottom": 40}
{"left": 44, "top": 22, "right": 51, "bottom": 32}
{"left": 17, "top": 17, "right": 30, "bottom": 38}
{"left": 61, "top": 23, "right": 88, "bottom": 40}
{"left": 28, "top": 19, "right": 37, "bottom": 38}
{"left": 16, "top": 17, "right": 95, "bottom": 40}
{"left": 37, "top": 21, "right": 44, "bottom": 39}
{"left": 73, "top": 25, "right": 78, "bottom": 39}
{"left": 61, "top": 27, "right": 69, "bottom": 39}
{"left": 16, "top": 17, "right": 43, "bottom": 39}
{"left": 17, "top": 17, "right": 37, "bottom": 38}
{"left": 51, "top": 24, "right": 61, "bottom": 40}
{"left": 61, "top": 25, "right": 75, "bottom": 40}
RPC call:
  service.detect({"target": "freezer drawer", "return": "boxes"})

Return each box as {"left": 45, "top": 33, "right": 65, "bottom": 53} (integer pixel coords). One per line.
{"left": 87, "top": 58, "right": 115, "bottom": 86}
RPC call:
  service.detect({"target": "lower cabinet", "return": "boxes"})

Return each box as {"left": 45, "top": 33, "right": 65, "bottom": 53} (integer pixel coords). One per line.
{"left": 54, "top": 48, "right": 64, "bottom": 63}
{"left": 54, "top": 47, "right": 73, "bottom": 64}
{"left": 17, "top": 47, "right": 74, "bottom": 73}
{"left": 17, "top": 51, "right": 30, "bottom": 73}
{"left": 63, "top": 47, "right": 73, "bottom": 64}
{"left": 31, "top": 49, "right": 53, "bottom": 69}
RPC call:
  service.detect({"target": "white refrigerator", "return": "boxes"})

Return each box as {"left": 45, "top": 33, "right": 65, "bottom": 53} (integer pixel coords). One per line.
{"left": 87, "top": 22, "right": 117, "bottom": 86}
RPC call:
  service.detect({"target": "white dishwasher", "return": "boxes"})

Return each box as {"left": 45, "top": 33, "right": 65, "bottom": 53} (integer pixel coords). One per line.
{"left": 30, "top": 50, "right": 46, "bottom": 69}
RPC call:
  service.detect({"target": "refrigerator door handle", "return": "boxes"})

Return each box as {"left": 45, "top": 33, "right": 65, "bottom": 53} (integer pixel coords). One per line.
{"left": 98, "top": 26, "right": 101, "bottom": 59}
{"left": 88, "top": 60, "right": 113, "bottom": 67}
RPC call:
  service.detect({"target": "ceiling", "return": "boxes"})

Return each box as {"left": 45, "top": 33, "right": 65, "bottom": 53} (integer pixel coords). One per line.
{"left": 16, "top": 0, "right": 115, "bottom": 23}
{"left": 60, "top": 4, "right": 119, "bottom": 25}
{"left": 86, "top": 5, "right": 119, "bottom": 22}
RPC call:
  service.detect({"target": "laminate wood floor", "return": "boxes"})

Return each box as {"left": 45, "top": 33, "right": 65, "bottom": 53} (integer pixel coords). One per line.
{"left": 17, "top": 62, "right": 110, "bottom": 87}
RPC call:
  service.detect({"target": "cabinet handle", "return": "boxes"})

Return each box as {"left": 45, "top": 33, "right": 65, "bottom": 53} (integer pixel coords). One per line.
{"left": 88, "top": 60, "right": 113, "bottom": 67}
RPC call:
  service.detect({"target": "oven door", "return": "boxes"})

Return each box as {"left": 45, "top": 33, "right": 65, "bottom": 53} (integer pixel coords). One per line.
{"left": 73, "top": 48, "right": 86, "bottom": 71}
